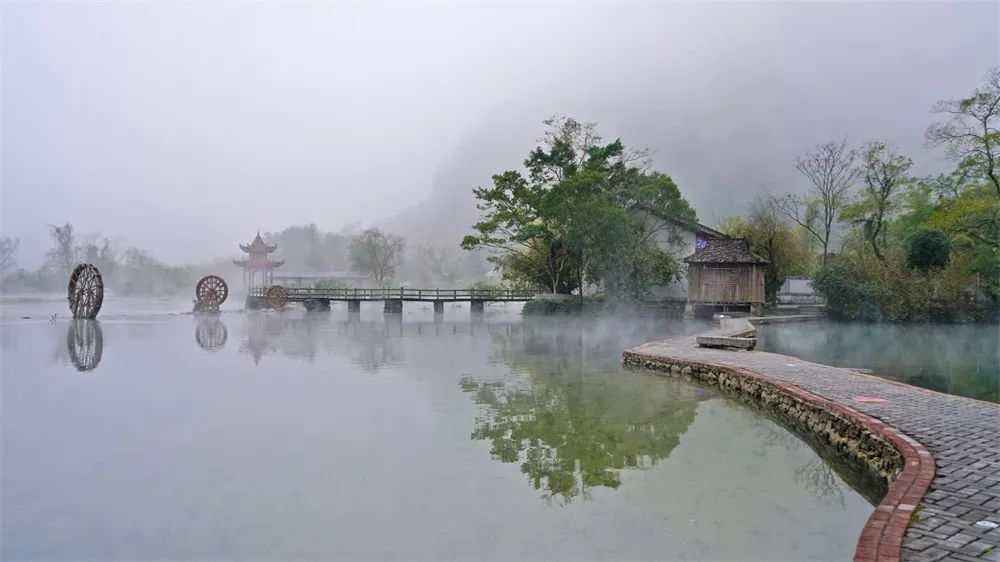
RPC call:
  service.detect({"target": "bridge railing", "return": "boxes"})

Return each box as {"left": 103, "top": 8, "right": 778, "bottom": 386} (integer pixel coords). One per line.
{"left": 248, "top": 286, "right": 537, "bottom": 301}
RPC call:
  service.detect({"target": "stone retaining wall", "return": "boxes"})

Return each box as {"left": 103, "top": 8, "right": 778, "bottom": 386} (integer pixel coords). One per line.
{"left": 622, "top": 351, "right": 904, "bottom": 488}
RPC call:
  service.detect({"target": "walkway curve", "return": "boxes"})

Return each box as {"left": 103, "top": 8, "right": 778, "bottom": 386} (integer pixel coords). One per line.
{"left": 622, "top": 316, "right": 1000, "bottom": 562}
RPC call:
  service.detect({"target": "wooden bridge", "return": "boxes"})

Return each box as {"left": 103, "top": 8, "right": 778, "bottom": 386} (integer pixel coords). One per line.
{"left": 246, "top": 286, "right": 537, "bottom": 315}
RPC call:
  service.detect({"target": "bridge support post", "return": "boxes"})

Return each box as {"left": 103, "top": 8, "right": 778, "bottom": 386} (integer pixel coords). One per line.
{"left": 347, "top": 300, "right": 361, "bottom": 320}
{"left": 433, "top": 300, "right": 444, "bottom": 317}
{"left": 384, "top": 299, "right": 403, "bottom": 314}
{"left": 470, "top": 300, "right": 484, "bottom": 315}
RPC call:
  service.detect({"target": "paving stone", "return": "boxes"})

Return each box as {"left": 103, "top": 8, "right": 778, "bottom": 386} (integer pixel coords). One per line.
{"left": 961, "top": 541, "right": 996, "bottom": 556}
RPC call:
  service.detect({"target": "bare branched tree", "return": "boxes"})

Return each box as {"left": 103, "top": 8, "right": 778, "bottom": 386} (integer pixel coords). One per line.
{"left": 0, "top": 236, "right": 19, "bottom": 276}
{"left": 927, "top": 67, "right": 1000, "bottom": 200}
{"left": 45, "top": 222, "right": 77, "bottom": 271}
{"left": 775, "top": 139, "right": 861, "bottom": 264}
{"left": 349, "top": 228, "right": 405, "bottom": 288}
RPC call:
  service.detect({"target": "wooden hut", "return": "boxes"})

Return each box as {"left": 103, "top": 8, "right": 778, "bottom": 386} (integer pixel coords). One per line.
{"left": 683, "top": 238, "right": 768, "bottom": 318}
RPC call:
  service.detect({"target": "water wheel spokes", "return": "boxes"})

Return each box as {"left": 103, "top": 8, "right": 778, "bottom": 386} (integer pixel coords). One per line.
{"left": 67, "top": 264, "right": 104, "bottom": 319}
{"left": 266, "top": 285, "right": 288, "bottom": 309}
{"left": 196, "top": 275, "right": 229, "bottom": 310}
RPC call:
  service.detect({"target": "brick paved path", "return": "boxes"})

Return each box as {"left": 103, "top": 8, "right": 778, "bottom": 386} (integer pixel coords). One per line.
{"left": 625, "top": 317, "right": 1000, "bottom": 562}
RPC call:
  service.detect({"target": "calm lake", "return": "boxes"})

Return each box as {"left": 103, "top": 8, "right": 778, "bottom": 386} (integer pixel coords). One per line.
{"left": 757, "top": 320, "right": 1000, "bottom": 403}
{"left": 2, "top": 303, "right": 873, "bottom": 561}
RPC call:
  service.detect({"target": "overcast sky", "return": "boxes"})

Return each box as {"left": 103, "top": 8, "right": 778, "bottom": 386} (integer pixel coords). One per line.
{"left": 2, "top": 1, "right": 997, "bottom": 267}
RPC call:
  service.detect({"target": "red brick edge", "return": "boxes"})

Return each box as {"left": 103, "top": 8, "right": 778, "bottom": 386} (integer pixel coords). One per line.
{"left": 622, "top": 349, "right": 935, "bottom": 562}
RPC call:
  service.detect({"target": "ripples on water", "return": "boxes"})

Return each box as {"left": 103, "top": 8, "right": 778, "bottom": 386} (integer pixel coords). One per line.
{"left": 2, "top": 303, "right": 874, "bottom": 560}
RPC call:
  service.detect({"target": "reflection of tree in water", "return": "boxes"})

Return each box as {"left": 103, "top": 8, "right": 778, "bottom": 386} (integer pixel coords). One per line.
{"left": 461, "top": 365, "right": 707, "bottom": 504}
{"left": 67, "top": 319, "right": 103, "bottom": 372}
{"left": 195, "top": 316, "right": 228, "bottom": 352}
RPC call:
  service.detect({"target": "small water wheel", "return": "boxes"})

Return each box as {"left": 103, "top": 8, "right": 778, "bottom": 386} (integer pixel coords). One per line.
{"left": 266, "top": 285, "right": 288, "bottom": 309}
{"left": 67, "top": 263, "right": 104, "bottom": 319}
{"left": 196, "top": 275, "right": 228, "bottom": 311}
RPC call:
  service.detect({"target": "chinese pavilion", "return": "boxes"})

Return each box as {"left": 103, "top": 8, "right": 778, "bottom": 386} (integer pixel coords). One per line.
{"left": 234, "top": 232, "right": 284, "bottom": 287}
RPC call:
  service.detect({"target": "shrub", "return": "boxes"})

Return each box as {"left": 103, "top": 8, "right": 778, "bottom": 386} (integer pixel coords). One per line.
{"left": 908, "top": 230, "right": 951, "bottom": 272}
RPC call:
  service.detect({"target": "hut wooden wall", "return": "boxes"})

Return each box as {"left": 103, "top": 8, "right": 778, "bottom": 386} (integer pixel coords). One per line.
{"left": 687, "top": 264, "right": 765, "bottom": 303}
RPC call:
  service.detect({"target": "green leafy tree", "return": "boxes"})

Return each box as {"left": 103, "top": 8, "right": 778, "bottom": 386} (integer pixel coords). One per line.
{"left": 927, "top": 67, "right": 1000, "bottom": 201}
{"left": 841, "top": 141, "right": 913, "bottom": 260}
{"left": 462, "top": 117, "right": 695, "bottom": 299}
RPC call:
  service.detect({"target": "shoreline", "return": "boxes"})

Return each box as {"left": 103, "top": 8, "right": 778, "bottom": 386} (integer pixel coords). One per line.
{"left": 623, "top": 315, "right": 999, "bottom": 562}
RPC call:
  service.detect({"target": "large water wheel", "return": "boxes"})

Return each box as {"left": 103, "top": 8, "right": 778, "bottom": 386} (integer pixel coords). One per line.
{"left": 195, "top": 275, "right": 228, "bottom": 311}
{"left": 266, "top": 285, "right": 288, "bottom": 309}
{"left": 67, "top": 264, "right": 104, "bottom": 319}
{"left": 67, "top": 319, "right": 103, "bottom": 372}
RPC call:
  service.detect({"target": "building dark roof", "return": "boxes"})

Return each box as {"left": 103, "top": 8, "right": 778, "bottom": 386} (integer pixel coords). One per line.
{"left": 683, "top": 238, "right": 768, "bottom": 264}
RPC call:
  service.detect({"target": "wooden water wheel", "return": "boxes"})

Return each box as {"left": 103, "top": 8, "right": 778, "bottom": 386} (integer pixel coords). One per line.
{"left": 67, "top": 264, "right": 104, "bottom": 319}
{"left": 196, "top": 275, "right": 228, "bottom": 310}
{"left": 266, "top": 285, "right": 288, "bottom": 309}
{"left": 67, "top": 319, "right": 103, "bottom": 372}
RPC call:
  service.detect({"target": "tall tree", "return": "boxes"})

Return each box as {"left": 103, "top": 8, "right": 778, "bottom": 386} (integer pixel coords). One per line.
{"left": 462, "top": 117, "right": 694, "bottom": 298}
{"left": 842, "top": 141, "right": 913, "bottom": 260}
{"left": 350, "top": 228, "right": 405, "bottom": 287}
{"left": 45, "top": 222, "right": 77, "bottom": 270}
{"left": 775, "top": 139, "right": 861, "bottom": 264}
{"left": 0, "top": 236, "right": 19, "bottom": 276}
{"left": 927, "top": 67, "right": 1000, "bottom": 201}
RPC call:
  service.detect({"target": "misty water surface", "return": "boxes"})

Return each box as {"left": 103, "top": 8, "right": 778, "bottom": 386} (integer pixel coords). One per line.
{"left": 2, "top": 306, "right": 873, "bottom": 560}
{"left": 757, "top": 320, "right": 1000, "bottom": 403}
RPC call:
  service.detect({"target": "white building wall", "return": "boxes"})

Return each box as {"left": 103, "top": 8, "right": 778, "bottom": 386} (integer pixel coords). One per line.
{"left": 649, "top": 220, "right": 699, "bottom": 300}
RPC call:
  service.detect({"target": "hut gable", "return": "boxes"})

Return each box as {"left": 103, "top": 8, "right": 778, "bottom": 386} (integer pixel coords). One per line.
{"left": 683, "top": 238, "right": 768, "bottom": 265}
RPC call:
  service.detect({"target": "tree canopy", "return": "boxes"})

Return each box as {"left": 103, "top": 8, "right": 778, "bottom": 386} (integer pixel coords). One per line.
{"left": 461, "top": 117, "right": 696, "bottom": 299}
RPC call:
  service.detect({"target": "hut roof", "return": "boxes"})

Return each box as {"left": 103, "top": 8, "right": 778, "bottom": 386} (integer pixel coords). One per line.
{"left": 683, "top": 238, "right": 768, "bottom": 264}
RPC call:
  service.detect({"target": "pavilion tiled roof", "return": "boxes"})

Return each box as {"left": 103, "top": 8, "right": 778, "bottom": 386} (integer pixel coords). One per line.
{"left": 683, "top": 238, "right": 768, "bottom": 264}
{"left": 239, "top": 232, "right": 278, "bottom": 254}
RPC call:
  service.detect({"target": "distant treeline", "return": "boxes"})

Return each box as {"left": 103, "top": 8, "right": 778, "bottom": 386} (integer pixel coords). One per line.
{"left": 0, "top": 222, "right": 200, "bottom": 296}
{"left": 0, "top": 222, "right": 497, "bottom": 296}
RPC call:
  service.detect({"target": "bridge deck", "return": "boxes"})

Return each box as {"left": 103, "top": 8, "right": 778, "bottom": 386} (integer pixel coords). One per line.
{"left": 248, "top": 287, "right": 536, "bottom": 302}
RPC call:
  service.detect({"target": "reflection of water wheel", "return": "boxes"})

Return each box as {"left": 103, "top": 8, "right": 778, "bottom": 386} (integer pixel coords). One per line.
{"left": 67, "top": 319, "right": 103, "bottom": 372}
{"left": 196, "top": 275, "right": 228, "bottom": 310}
{"left": 67, "top": 264, "right": 104, "bottom": 319}
{"left": 195, "top": 318, "right": 228, "bottom": 351}
{"left": 266, "top": 285, "right": 288, "bottom": 309}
